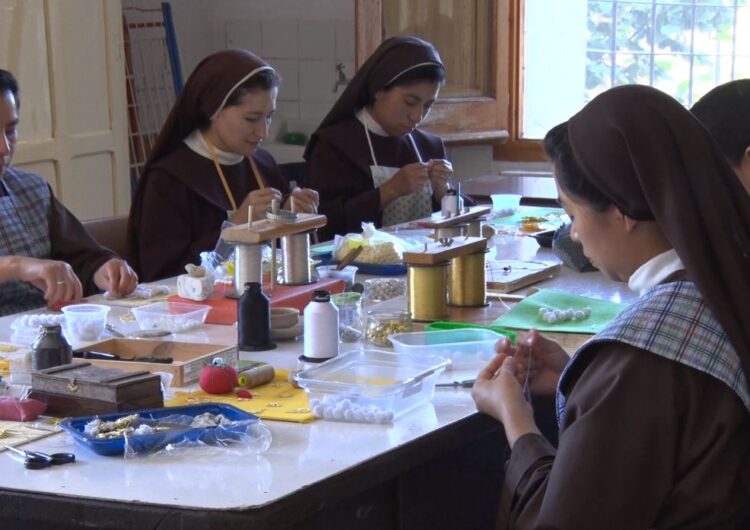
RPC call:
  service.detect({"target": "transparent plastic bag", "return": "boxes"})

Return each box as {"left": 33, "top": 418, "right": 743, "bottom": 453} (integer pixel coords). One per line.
{"left": 333, "top": 222, "right": 418, "bottom": 264}
{"left": 121, "top": 412, "right": 272, "bottom": 459}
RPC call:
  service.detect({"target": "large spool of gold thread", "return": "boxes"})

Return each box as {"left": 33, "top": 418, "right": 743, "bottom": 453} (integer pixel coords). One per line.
{"left": 407, "top": 263, "right": 449, "bottom": 322}
{"left": 448, "top": 250, "right": 488, "bottom": 307}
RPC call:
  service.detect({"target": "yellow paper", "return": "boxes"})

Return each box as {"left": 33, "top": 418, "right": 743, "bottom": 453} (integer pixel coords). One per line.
{"left": 0, "top": 420, "right": 58, "bottom": 450}
{"left": 165, "top": 369, "right": 315, "bottom": 423}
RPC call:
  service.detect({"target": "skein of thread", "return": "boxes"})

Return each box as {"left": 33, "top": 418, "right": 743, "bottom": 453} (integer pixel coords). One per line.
{"left": 237, "top": 363, "right": 276, "bottom": 388}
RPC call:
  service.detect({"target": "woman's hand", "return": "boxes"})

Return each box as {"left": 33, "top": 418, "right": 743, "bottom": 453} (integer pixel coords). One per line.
{"left": 509, "top": 329, "right": 570, "bottom": 396}
{"left": 284, "top": 187, "right": 319, "bottom": 213}
{"left": 472, "top": 345, "right": 540, "bottom": 447}
{"left": 93, "top": 258, "right": 138, "bottom": 298}
{"left": 3, "top": 256, "right": 84, "bottom": 305}
{"left": 427, "top": 158, "right": 453, "bottom": 201}
{"left": 379, "top": 162, "right": 430, "bottom": 207}
{"left": 232, "top": 188, "right": 283, "bottom": 224}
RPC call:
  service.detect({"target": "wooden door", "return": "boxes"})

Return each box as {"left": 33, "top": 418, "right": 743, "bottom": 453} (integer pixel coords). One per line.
{"left": 0, "top": 0, "right": 129, "bottom": 219}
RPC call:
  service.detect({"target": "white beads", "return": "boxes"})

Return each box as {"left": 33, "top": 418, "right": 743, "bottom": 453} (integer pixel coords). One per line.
{"left": 310, "top": 396, "right": 394, "bottom": 424}
{"left": 538, "top": 306, "right": 591, "bottom": 324}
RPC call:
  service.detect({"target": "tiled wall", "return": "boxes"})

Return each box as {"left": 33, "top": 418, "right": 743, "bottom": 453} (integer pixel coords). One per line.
{"left": 225, "top": 17, "right": 355, "bottom": 143}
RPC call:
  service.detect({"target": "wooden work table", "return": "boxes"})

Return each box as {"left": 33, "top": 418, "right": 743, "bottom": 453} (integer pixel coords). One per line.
{"left": 0, "top": 235, "right": 636, "bottom": 530}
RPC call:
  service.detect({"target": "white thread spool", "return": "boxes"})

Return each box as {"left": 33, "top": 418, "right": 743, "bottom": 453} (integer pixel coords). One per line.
{"left": 280, "top": 232, "right": 311, "bottom": 284}
{"left": 234, "top": 243, "right": 263, "bottom": 294}
{"left": 303, "top": 290, "right": 339, "bottom": 361}
{"left": 441, "top": 190, "right": 459, "bottom": 216}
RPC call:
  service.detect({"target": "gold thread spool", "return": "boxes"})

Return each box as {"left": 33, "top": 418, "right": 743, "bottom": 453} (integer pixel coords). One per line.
{"left": 448, "top": 250, "right": 487, "bottom": 307}
{"left": 408, "top": 263, "right": 448, "bottom": 322}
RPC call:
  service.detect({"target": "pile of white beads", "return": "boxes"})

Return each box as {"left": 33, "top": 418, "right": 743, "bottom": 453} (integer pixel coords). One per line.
{"left": 13, "top": 314, "right": 65, "bottom": 329}
{"left": 66, "top": 318, "right": 105, "bottom": 341}
{"left": 538, "top": 306, "right": 591, "bottom": 324}
{"left": 310, "top": 396, "right": 394, "bottom": 424}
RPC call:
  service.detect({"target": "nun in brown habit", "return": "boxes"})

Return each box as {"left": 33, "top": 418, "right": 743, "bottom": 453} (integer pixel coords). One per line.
{"left": 304, "top": 36, "right": 463, "bottom": 241}
{"left": 472, "top": 85, "right": 750, "bottom": 529}
{"left": 128, "top": 49, "right": 319, "bottom": 282}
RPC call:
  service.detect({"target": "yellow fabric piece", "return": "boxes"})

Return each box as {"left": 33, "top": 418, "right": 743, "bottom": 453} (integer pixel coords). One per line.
{"left": 0, "top": 420, "right": 58, "bottom": 450}
{"left": 165, "top": 369, "right": 315, "bottom": 423}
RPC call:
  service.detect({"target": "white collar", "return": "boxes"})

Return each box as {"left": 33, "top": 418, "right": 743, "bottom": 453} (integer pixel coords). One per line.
{"left": 628, "top": 248, "right": 684, "bottom": 296}
{"left": 355, "top": 107, "right": 389, "bottom": 137}
{"left": 183, "top": 130, "right": 244, "bottom": 165}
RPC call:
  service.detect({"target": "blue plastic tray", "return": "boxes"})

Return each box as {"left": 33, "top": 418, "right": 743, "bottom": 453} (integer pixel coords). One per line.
{"left": 60, "top": 403, "right": 259, "bottom": 456}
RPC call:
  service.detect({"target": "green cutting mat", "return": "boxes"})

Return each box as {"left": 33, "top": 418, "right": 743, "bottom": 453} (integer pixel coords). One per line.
{"left": 492, "top": 289, "right": 628, "bottom": 334}
{"left": 488, "top": 206, "right": 566, "bottom": 229}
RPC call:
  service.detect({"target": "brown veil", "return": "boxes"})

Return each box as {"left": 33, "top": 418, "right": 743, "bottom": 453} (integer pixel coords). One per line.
{"left": 127, "top": 49, "right": 275, "bottom": 264}
{"left": 303, "top": 35, "right": 444, "bottom": 160}
{"left": 567, "top": 84, "right": 750, "bottom": 382}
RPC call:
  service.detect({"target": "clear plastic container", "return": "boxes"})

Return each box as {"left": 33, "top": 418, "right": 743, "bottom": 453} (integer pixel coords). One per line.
{"left": 293, "top": 349, "right": 450, "bottom": 423}
{"left": 61, "top": 304, "right": 110, "bottom": 342}
{"left": 366, "top": 309, "right": 412, "bottom": 347}
{"left": 363, "top": 278, "right": 406, "bottom": 303}
{"left": 490, "top": 193, "right": 522, "bottom": 217}
{"left": 131, "top": 302, "right": 210, "bottom": 333}
{"left": 315, "top": 265, "right": 358, "bottom": 290}
{"left": 389, "top": 328, "right": 502, "bottom": 370}
{"left": 331, "top": 292, "right": 362, "bottom": 343}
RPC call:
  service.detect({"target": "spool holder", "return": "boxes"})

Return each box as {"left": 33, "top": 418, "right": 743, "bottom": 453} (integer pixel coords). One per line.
{"left": 411, "top": 205, "right": 492, "bottom": 241}
{"left": 221, "top": 212, "right": 327, "bottom": 296}
{"left": 402, "top": 236, "right": 489, "bottom": 321}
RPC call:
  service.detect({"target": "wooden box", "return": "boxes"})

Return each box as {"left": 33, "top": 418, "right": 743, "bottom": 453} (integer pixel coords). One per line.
{"left": 30, "top": 362, "right": 163, "bottom": 418}
{"left": 72, "top": 339, "right": 237, "bottom": 387}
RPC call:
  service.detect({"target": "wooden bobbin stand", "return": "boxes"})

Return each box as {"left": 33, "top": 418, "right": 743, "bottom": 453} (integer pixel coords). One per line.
{"left": 402, "top": 236, "right": 488, "bottom": 322}
{"left": 221, "top": 211, "right": 327, "bottom": 295}
{"left": 415, "top": 205, "right": 492, "bottom": 240}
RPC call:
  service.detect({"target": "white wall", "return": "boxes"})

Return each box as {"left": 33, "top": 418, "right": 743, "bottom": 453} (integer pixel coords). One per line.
{"left": 120, "top": 0, "right": 544, "bottom": 179}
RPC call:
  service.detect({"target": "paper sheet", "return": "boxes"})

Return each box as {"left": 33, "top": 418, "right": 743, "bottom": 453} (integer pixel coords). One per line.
{"left": 166, "top": 369, "right": 315, "bottom": 423}
{"left": 493, "top": 289, "right": 628, "bottom": 334}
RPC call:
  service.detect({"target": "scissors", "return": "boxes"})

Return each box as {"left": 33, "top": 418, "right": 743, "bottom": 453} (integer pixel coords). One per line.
{"left": 4, "top": 445, "right": 76, "bottom": 470}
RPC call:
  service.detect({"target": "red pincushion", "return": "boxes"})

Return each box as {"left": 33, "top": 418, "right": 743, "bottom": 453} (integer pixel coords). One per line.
{"left": 199, "top": 363, "right": 238, "bottom": 394}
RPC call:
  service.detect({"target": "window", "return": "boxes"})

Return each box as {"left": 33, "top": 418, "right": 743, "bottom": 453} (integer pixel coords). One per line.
{"left": 497, "top": 0, "right": 750, "bottom": 160}
{"left": 355, "top": 0, "right": 510, "bottom": 144}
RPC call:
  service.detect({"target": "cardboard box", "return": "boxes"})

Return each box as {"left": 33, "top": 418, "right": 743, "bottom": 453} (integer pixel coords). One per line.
{"left": 72, "top": 339, "right": 237, "bottom": 387}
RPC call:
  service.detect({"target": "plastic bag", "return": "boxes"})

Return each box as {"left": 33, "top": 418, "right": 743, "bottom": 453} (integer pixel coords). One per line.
{"left": 333, "top": 222, "right": 416, "bottom": 264}
{"left": 121, "top": 412, "right": 272, "bottom": 459}
{"left": 0, "top": 396, "right": 47, "bottom": 421}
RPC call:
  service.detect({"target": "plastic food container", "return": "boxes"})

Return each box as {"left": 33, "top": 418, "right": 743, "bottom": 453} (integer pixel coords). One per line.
{"left": 366, "top": 309, "right": 412, "bottom": 347}
{"left": 131, "top": 301, "right": 210, "bottom": 333}
{"left": 363, "top": 277, "right": 406, "bottom": 303}
{"left": 315, "top": 264, "right": 358, "bottom": 290}
{"left": 389, "top": 328, "right": 503, "bottom": 370}
{"left": 60, "top": 403, "right": 260, "bottom": 456}
{"left": 61, "top": 304, "right": 110, "bottom": 342}
{"left": 490, "top": 193, "right": 521, "bottom": 216}
{"left": 294, "top": 349, "right": 449, "bottom": 423}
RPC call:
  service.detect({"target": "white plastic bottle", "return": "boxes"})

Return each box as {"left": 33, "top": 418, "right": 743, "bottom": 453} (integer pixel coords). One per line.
{"left": 302, "top": 290, "right": 340, "bottom": 362}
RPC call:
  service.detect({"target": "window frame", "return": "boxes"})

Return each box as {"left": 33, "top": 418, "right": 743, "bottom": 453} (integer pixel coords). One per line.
{"left": 493, "top": 0, "right": 546, "bottom": 162}
{"left": 354, "top": 0, "right": 511, "bottom": 145}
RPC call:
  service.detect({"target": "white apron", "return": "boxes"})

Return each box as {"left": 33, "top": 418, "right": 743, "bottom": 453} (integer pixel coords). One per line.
{"left": 363, "top": 113, "right": 433, "bottom": 227}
